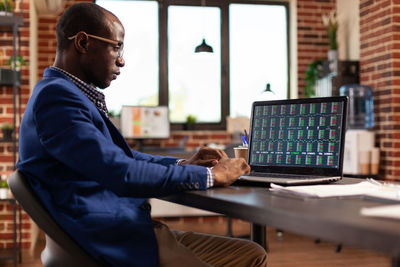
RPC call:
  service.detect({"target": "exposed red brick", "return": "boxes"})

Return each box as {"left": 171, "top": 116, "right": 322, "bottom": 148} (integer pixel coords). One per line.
{"left": 171, "top": 134, "right": 186, "bottom": 140}
{"left": 21, "top": 232, "right": 31, "bottom": 239}
{"left": 6, "top": 241, "right": 30, "bottom": 249}
{"left": 297, "top": 0, "right": 335, "bottom": 97}
{"left": 191, "top": 134, "right": 209, "bottom": 140}
{"left": 0, "top": 214, "right": 14, "bottom": 220}
{"left": 7, "top": 223, "right": 31, "bottom": 231}
{"left": 210, "top": 134, "right": 230, "bottom": 139}
{"left": 383, "top": 142, "right": 393, "bottom": 148}
{"left": 163, "top": 142, "right": 180, "bottom": 148}
{"left": 0, "top": 233, "right": 15, "bottom": 239}
{"left": 0, "top": 155, "right": 13, "bottom": 162}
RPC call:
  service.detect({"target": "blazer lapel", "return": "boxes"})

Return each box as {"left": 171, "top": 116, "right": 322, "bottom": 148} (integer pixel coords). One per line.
{"left": 101, "top": 112, "right": 134, "bottom": 157}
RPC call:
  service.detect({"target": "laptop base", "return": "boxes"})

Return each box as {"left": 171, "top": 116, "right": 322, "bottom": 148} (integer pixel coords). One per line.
{"left": 238, "top": 175, "right": 342, "bottom": 186}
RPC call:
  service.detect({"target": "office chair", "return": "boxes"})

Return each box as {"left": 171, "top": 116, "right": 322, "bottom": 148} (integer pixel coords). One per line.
{"left": 7, "top": 170, "right": 102, "bottom": 267}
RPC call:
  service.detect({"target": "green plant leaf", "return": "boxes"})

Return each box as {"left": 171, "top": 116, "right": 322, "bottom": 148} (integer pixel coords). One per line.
{"left": 304, "top": 59, "right": 324, "bottom": 98}
{"left": 1, "top": 123, "right": 14, "bottom": 130}
{"left": 186, "top": 114, "right": 197, "bottom": 124}
{"left": 0, "top": 0, "right": 14, "bottom": 12}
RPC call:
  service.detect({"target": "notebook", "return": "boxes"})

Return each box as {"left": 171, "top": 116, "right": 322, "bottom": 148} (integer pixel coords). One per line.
{"left": 238, "top": 96, "right": 348, "bottom": 185}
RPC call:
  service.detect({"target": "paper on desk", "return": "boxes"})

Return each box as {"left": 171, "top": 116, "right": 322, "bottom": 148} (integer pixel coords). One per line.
{"left": 270, "top": 180, "right": 400, "bottom": 202}
{"left": 360, "top": 204, "right": 400, "bottom": 220}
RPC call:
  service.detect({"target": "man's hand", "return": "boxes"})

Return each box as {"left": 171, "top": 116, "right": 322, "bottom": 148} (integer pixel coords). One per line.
{"left": 212, "top": 158, "right": 250, "bottom": 187}
{"left": 180, "top": 147, "right": 228, "bottom": 167}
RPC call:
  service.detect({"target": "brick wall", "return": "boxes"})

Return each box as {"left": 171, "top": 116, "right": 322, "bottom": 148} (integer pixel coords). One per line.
{"left": 297, "top": 0, "right": 336, "bottom": 97}
{"left": 0, "top": 0, "right": 30, "bottom": 173}
{"left": 359, "top": 0, "right": 400, "bottom": 180}
{"left": 37, "top": 15, "right": 57, "bottom": 79}
{"left": 0, "top": 201, "right": 31, "bottom": 250}
{"left": 0, "top": 0, "right": 31, "bottom": 252}
{"left": 37, "top": 0, "right": 92, "bottom": 79}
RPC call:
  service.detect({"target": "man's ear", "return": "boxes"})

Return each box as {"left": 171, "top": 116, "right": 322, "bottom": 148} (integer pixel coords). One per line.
{"left": 73, "top": 32, "right": 89, "bottom": 54}
{"left": 80, "top": 40, "right": 88, "bottom": 51}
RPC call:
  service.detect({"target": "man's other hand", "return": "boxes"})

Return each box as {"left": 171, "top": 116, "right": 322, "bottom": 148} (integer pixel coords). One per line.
{"left": 181, "top": 147, "right": 228, "bottom": 167}
{"left": 212, "top": 158, "right": 250, "bottom": 187}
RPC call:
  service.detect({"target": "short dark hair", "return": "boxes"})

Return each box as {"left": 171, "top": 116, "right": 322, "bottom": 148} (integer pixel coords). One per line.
{"left": 56, "top": 3, "right": 112, "bottom": 51}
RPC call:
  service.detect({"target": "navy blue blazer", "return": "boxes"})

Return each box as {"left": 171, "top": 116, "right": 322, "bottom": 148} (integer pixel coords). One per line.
{"left": 17, "top": 68, "right": 208, "bottom": 266}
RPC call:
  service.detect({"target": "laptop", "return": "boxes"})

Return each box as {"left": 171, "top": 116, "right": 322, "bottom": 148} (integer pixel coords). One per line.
{"left": 238, "top": 96, "right": 348, "bottom": 185}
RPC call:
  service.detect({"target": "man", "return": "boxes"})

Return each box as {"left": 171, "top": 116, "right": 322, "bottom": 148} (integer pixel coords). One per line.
{"left": 17, "top": 3, "right": 267, "bottom": 266}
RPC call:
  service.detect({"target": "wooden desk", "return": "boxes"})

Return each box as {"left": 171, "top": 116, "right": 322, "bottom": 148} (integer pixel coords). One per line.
{"left": 161, "top": 178, "right": 400, "bottom": 267}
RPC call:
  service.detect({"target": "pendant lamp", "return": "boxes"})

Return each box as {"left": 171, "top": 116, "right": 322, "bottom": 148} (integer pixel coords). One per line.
{"left": 194, "top": 0, "right": 213, "bottom": 53}
{"left": 195, "top": 38, "right": 213, "bottom": 53}
{"left": 258, "top": 83, "right": 277, "bottom": 101}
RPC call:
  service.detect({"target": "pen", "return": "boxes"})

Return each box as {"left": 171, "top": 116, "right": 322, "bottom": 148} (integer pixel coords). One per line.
{"left": 244, "top": 129, "right": 249, "bottom": 143}
{"left": 241, "top": 135, "right": 248, "bottom": 147}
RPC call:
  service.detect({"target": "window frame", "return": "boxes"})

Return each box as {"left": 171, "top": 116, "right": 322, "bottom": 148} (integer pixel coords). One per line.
{"left": 97, "top": 0, "right": 290, "bottom": 130}
{"left": 162, "top": 0, "right": 289, "bottom": 131}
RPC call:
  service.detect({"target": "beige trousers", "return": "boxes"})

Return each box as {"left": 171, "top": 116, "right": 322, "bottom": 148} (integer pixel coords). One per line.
{"left": 153, "top": 221, "right": 267, "bottom": 267}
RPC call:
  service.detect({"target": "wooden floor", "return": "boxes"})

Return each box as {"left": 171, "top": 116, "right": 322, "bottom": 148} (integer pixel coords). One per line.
{"left": 1, "top": 217, "right": 391, "bottom": 267}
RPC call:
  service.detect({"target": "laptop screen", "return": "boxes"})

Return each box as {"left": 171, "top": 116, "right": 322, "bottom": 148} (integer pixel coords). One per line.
{"left": 248, "top": 96, "right": 348, "bottom": 176}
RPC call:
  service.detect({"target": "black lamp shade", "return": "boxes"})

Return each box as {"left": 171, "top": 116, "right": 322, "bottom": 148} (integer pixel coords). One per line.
{"left": 195, "top": 38, "right": 213, "bottom": 53}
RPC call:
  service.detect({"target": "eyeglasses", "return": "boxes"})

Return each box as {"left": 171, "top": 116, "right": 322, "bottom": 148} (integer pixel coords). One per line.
{"left": 68, "top": 32, "right": 124, "bottom": 58}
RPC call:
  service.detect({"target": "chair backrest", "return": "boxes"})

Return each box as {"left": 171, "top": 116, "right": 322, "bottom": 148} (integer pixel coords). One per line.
{"left": 7, "top": 170, "right": 102, "bottom": 267}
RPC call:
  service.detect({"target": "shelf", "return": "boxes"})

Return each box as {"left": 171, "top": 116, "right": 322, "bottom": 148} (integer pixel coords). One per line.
{"left": 0, "top": 8, "right": 22, "bottom": 267}
{"left": 0, "top": 68, "right": 21, "bottom": 86}
{"left": 0, "top": 15, "right": 23, "bottom": 27}
{"left": 0, "top": 81, "right": 19, "bottom": 86}
{"left": 0, "top": 139, "right": 17, "bottom": 143}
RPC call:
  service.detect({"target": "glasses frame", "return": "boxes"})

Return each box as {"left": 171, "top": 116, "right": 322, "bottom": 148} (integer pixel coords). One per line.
{"left": 68, "top": 32, "right": 124, "bottom": 58}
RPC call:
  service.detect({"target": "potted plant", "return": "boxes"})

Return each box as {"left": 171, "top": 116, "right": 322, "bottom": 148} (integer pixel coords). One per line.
{"left": 0, "top": 0, "right": 14, "bottom": 15}
{"left": 184, "top": 114, "right": 196, "bottom": 130}
{"left": 0, "top": 55, "right": 26, "bottom": 85}
{"left": 7, "top": 55, "right": 26, "bottom": 71}
{"left": 0, "top": 175, "right": 7, "bottom": 188}
{"left": 322, "top": 10, "right": 338, "bottom": 73}
{"left": 1, "top": 122, "right": 14, "bottom": 141}
{"left": 0, "top": 55, "right": 25, "bottom": 85}
{"left": 304, "top": 59, "right": 324, "bottom": 98}
{"left": 0, "top": 174, "right": 9, "bottom": 199}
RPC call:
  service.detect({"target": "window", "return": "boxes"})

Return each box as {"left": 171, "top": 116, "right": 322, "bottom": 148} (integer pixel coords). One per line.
{"left": 97, "top": 0, "right": 289, "bottom": 130}
{"left": 96, "top": 0, "right": 159, "bottom": 112}
{"left": 168, "top": 6, "right": 221, "bottom": 123}
{"left": 230, "top": 4, "right": 288, "bottom": 118}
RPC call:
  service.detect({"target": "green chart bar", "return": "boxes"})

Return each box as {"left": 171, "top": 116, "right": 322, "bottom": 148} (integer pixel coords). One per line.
{"left": 306, "top": 155, "right": 312, "bottom": 164}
